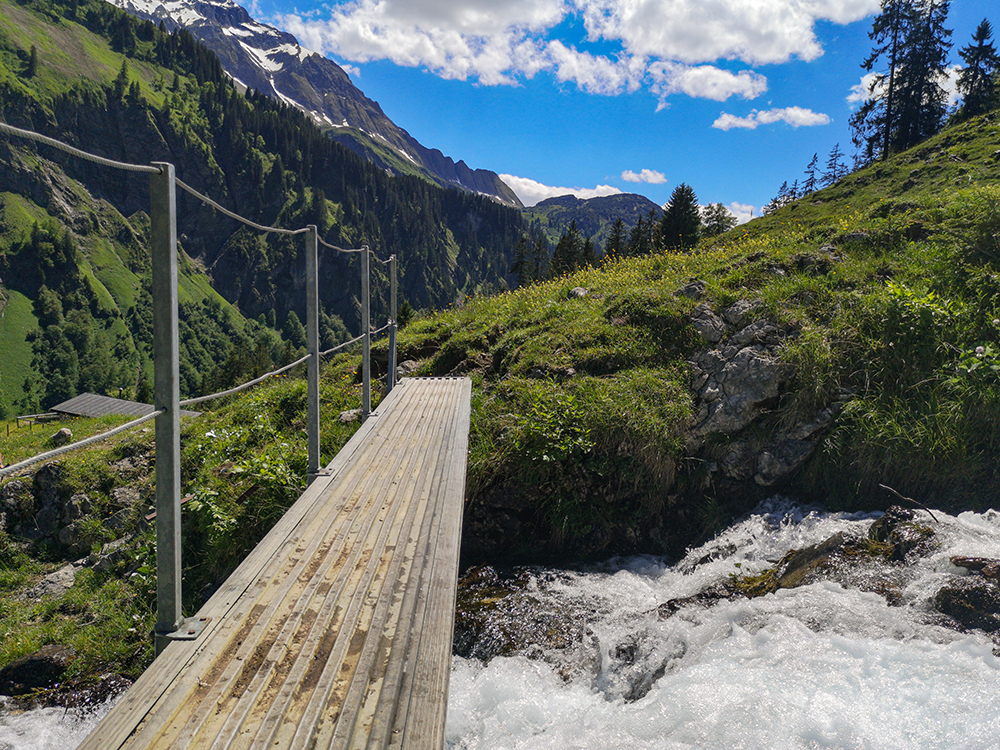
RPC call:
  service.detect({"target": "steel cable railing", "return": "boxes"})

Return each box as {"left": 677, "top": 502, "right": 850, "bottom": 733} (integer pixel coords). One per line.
{"left": 0, "top": 410, "right": 164, "bottom": 479}
{"left": 0, "top": 120, "right": 399, "bottom": 652}
{"left": 0, "top": 121, "right": 161, "bottom": 174}
{"left": 175, "top": 178, "right": 310, "bottom": 237}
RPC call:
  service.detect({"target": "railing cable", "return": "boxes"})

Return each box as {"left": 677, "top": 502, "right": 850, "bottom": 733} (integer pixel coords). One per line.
{"left": 319, "top": 334, "right": 364, "bottom": 358}
{"left": 179, "top": 354, "right": 311, "bottom": 407}
{"left": 318, "top": 237, "right": 364, "bottom": 254}
{"left": 0, "top": 120, "right": 161, "bottom": 174}
{"left": 0, "top": 410, "right": 164, "bottom": 479}
{"left": 174, "top": 178, "right": 310, "bottom": 237}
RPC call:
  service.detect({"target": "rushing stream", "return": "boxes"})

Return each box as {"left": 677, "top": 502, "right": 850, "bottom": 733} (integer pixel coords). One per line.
{"left": 3, "top": 498, "right": 999, "bottom": 749}
{"left": 445, "top": 498, "right": 1000, "bottom": 749}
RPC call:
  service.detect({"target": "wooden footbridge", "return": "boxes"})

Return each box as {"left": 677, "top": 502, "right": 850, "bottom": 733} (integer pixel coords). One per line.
{"left": 80, "top": 376, "right": 471, "bottom": 750}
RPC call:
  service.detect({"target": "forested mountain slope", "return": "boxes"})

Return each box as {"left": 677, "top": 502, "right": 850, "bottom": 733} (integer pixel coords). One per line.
{"left": 0, "top": 0, "right": 527, "bottom": 414}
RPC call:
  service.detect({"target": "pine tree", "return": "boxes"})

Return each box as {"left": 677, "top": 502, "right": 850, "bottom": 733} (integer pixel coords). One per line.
{"left": 957, "top": 19, "right": 999, "bottom": 119}
{"left": 550, "top": 221, "right": 584, "bottom": 276}
{"left": 821, "top": 143, "right": 847, "bottom": 186}
{"left": 851, "top": 0, "right": 952, "bottom": 164}
{"left": 658, "top": 184, "right": 701, "bottom": 250}
{"left": 528, "top": 236, "right": 549, "bottom": 281}
{"left": 893, "top": 0, "right": 951, "bottom": 149}
{"left": 24, "top": 45, "right": 37, "bottom": 78}
{"left": 803, "top": 153, "right": 819, "bottom": 193}
{"left": 701, "top": 203, "right": 737, "bottom": 237}
{"left": 627, "top": 210, "right": 658, "bottom": 257}
{"left": 850, "top": 0, "right": 915, "bottom": 164}
{"left": 604, "top": 218, "right": 627, "bottom": 258}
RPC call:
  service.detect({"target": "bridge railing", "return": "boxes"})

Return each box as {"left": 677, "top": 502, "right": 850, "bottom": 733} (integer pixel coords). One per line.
{"left": 0, "top": 120, "right": 398, "bottom": 653}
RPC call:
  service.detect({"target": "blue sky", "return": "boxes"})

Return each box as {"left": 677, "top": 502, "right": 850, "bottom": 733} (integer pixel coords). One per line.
{"left": 247, "top": 0, "right": 991, "bottom": 218}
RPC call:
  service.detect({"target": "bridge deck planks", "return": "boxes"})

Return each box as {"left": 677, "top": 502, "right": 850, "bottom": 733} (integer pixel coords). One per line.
{"left": 80, "top": 376, "right": 471, "bottom": 750}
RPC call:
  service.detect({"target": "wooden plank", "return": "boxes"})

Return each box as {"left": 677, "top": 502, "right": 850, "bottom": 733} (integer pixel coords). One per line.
{"left": 80, "top": 377, "right": 470, "bottom": 750}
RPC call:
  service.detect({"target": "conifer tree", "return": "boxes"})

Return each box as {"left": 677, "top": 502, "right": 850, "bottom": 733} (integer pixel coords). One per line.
{"left": 803, "top": 153, "right": 819, "bottom": 193}
{"left": 550, "top": 221, "right": 584, "bottom": 276}
{"left": 957, "top": 20, "right": 999, "bottom": 119}
{"left": 894, "top": 0, "right": 951, "bottom": 149}
{"left": 627, "top": 211, "right": 658, "bottom": 257}
{"left": 851, "top": 0, "right": 952, "bottom": 164}
{"left": 701, "top": 203, "right": 737, "bottom": 237}
{"left": 821, "top": 143, "right": 848, "bottom": 186}
{"left": 24, "top": 45, "right": 37, "bottom": 78}
{"left": 510, "top": 235, "right": 531, "bottom": 287}
{"left": 604, "top": 218, "right": 627, "bottom": 258}
{"left": 850, "top": 0, "right": 915, "bottom": 164}
{"left": 658, "top": 184, "right": 701, "bottom": 250}
{"left": 529, "top": 236, "right": 549, "bottom": 281}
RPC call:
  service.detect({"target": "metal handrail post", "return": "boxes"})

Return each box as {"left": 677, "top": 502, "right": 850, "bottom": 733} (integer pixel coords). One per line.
{"left": 151, "top": 163, "right": 182, "bottom": 655}
{"left": 387, "top": 254, "right": 397, "bottom": 393}
{"left": 306, "top": 226, "right": 320, "bottom": 483}
{"left": 361, "top": 245, "right": 371, "bottom": 420}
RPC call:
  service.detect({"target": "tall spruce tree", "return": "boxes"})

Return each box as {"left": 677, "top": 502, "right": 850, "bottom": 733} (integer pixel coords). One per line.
{"left": 550, "top": 221, "right": 584, "bottom": 276}
{"left": 893, "top": 0, "right": 951, "bottom": 149}
{"left": 803, "top": 153, "right": 820, "bottom": 193}
{"left": 626, "top": 211, "right": 658, "bottom": 257}
{"left": 658, "top": 184, "right": 701, "bottom": 250}
{"left": 850, "top": 0, "right": 915, "bottom": 164}
{"left": 604, "top": 218, "right": 627, "bottom": 258}
{"left": 957, "top": 19, "right": 999, "bottom": 119}
{"left": 822, "top": 143, "right": 848, "bottom": 186}
{"left": 851, "top": 0, "right": 953, "bottom": 164}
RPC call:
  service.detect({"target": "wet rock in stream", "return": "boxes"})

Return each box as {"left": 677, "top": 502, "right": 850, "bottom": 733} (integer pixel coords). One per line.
{"left": 453, "top": 565, "right": 600, "bottom": 682}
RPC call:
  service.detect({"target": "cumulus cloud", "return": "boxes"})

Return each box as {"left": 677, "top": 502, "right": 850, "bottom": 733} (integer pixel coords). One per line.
{"left": 712, "top": 106, "right": 831, "bottom": 130}
{"left": 275, "top": 0, "right": 878, "bottom": 102}
{"left": 499, "top": 174, "right": 622, "bottom": 206}
{"left": 849, "top": 65, "right": 962, "bottom": 108}
{"left": 649, "top": 63, "right": 768, "bottom": 105}
{"left": 727, "top": 201, "right": 756, "bottom": 224}
{"left": 622, "top": 168, "right": 667, "bottom": 184}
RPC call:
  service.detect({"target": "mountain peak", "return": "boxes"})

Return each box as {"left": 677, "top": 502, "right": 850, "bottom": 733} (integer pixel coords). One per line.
{"left": 106, "top": 0, "right": 521, "bottom": 206}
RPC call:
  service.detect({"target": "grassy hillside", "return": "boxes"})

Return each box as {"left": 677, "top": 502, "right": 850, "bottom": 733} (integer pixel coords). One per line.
{"left": 382, "top": 107, "right": 1000, "bottom": 558}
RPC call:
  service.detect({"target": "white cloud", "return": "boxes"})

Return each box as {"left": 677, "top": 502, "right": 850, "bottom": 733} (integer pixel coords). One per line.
{"left": 847, "top": 71, "right": 882, "bottom": 105}
{"left": 622, "top": 168, "right": 667, "bottom": 184}
{"left": 943, "top": 64, "right": 962, "bottom": 107}
{"left": 499, "top": 174, "right": 622, "bottom": 206}
{"left": 713, "top": 106, "right": 831, "bottom": 130}
{"left": 849, "top": 65, "right": 962, "bottom": 108}
{"left": 649, "top": 63, "right": 768, "bottom": 106}
{"left": 340, "top": 63, "right": 362, "bottom": 77}
{"left": 727, "top": 201, "right": 756, "bottom": 224}
{"left": 274, "top": 0, "right": 879, "bottom": 102}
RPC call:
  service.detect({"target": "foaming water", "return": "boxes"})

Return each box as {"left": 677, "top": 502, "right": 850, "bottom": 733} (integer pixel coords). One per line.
{"left": 446, "top": 499, "right": 1000, "bottom": 749}
{"left": 0, "top": 699, "right": 114, "bottom": 750}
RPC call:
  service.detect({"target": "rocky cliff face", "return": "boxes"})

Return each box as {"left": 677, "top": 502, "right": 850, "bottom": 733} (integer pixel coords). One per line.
{"left": 105, "top": 0, "right": 521, "bottom": 207}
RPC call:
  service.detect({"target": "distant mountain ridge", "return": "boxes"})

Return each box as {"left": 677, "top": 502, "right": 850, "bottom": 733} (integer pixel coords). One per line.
{"left": 524, "top": 193, "right": 662, "bottom": 248}
{"left": 105, "top": 0, "right": 521, "bottom": 207}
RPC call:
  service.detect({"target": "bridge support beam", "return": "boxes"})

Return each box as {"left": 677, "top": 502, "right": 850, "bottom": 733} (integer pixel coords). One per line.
{"left": 306, "top": 226, "right": 320, "bottom": 483}
{"left": 361, "top": 245, "right": 371, "bottom": 420}
{"left": 387, "top": 254, "right": 397, "bottom": 394}
{"left": 150, "top": 163, "right": 182, "bottom": 655}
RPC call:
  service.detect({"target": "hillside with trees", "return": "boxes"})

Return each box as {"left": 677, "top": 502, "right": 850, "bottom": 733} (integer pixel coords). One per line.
{"left": 0, "top": 0, "right": 529, "bottom": 414}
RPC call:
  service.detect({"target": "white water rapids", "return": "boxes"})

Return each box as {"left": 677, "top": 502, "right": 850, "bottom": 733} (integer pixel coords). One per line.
{"left": 3, "top": 499, "right": 999, "bottom": 749}
{"left": 445, "top": 499, "right": 1000, "bottom": 750}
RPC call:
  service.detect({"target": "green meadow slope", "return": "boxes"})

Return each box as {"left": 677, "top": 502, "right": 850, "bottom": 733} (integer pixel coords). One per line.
{"left": 387, "top": 108, "right": 1000, "bottom": 560}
